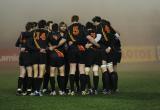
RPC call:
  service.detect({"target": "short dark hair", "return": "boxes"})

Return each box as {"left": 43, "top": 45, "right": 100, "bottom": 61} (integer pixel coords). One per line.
{"left": 85, "top": 22, "right": 95, "bottom": 30}
{"left": 52, "top": 23, "right": 59, "bottom": 32}
{"left": 47, "top": 21, "right": 53, "bottom": 26}
{"left": 92, "top": 16, "right": 101, "bottom": 22}
{"left": 59, "top": 21, "right": 67, "bottom": 27}
{"left": 38, "top": 19, "right": 47, "bottom": 28}
{"left": 25, "top": 22, "right": 32, "bottom": 31}
{"left": 101, "top": 19, "right": 116, "bottom": 34}
{"left": 101, "top": 19, "right": 111, "bottom": 26}
{"left": 71, "top": 15, "right": 79, "bottom": 22}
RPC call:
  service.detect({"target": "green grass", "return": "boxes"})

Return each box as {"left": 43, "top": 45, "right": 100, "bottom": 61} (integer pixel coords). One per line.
{"left": 0, "top": 70, "right": 160, "bottom": 110}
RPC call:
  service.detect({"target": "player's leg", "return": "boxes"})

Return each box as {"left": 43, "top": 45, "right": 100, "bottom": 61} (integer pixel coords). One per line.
{"left": 17, "top": 65, "right": 26, "bottom": 95}
{"left": 42, "top": 52, "right": 50, "bottom": 93}
{"left": 59, "top": 65, "right": 65, "bottom": 95}
{"left": 37, "top": 64, "right": 45, "bottom": 93}
{"left": 57, "top": 69, "right": 61, "bottom": 92}
{"left": 33, "top": 64, "right": 38, "bottom": 93}
{"left": 75, "top": 65, "right": 80, "bottom": 93}
{"left": 35, "top": 53, "right": 46, "bottom": 96}
{"left": 79, "top": 63, "right": 86, "bottom": 95}
{"left": 85, "top": 66, "right": 91, "bottom": 90}
{"left": 101, "top": 60, "right": 111, "bottom": 94}
{"left": 107, "top": 62, "right": 117, "bottom": 92}
{"left": 50, "top": 66, "right": 56, "bottom": 96}
{"left": 64, "top": 58, "right": 69, "bottom": 93}
{"left": 26, "top": 66, "right": 32, "bottom": 95}
{"left": 92, "top": 65, "right": 99, "bottom": 94}
{"left": 42, "top": 65, "right": 50, "bottom": 93}
{"left": 84, "top": 50, "right": 92, "bottom": 92}
{"left": 69, "top": 63, "right": 76, "bottom": 95}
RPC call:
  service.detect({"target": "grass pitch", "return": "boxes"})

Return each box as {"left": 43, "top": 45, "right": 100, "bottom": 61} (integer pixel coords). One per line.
{"left": 0, "top": 69, "right": 160, "bottom": 110}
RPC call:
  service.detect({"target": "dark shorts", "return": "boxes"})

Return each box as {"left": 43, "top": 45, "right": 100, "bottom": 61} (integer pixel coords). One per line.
{"left": 19, "top": 52, "right": 33, "bottom": 66}
{"left": 49, "top": 50, "right": 65, "bottom": 67}
{"left": 85, "top": 48, "right": 101, "bottom": 67}
{"left": 100, "top": 48, "right": 113, "bottom": 63}
{"left": 32, "top": 52, "right": 46, "bottom": 64}
{"left": 113, "top": 51, "right": 122, "bottom": 65}
{"left": 67, "top": 45, "right": 85, "bottom": 64}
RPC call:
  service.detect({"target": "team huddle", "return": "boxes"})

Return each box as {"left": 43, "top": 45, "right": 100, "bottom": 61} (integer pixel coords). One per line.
{"left": 15, "top": 15, "right": 121, "bottom": 96}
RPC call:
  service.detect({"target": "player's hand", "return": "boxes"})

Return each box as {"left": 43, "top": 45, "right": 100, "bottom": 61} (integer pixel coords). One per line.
{"left": 49, "top": 47, "right": 53, "bottom": 51}
{"left": 52, "top": 45, "right": 58, "bottom": 49}
{"left": 78, "top": 45, "right": 85, "bottom": 51}
{"left": 40, "top": 48, "right": 46, "bottom": 53}
{"left": 105, "top": 47, "right": 111, "bottom": 53}
{"left": 85, "top": 43, "right": 92, "bottom": 49}
{"left": 68, "top": 41, "right": 73, "bottom": 46}
{"left": 20, "top": 48, "right": 25, "bottom": 52}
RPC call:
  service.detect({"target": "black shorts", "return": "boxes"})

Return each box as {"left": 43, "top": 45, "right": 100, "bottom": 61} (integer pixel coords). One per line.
{"left": 67, "top": 45, "right": 85, "bottom": 64}
{"left": 100, "top": 49, "right": 113, "bottom": 63}
{"left": 49, "top": 50, "right": 65, "bottom": 67}
{"left": 32, "top": 52, "right": 46, "bottom": 64}
{"left": 19, "top": 52, "right": 33, "bottom": 66}
{"left": 85, "top": 48, "right": 101, "bottom": 67}
{"left": 113, "top": 51, "right": 122, "bottom": 65}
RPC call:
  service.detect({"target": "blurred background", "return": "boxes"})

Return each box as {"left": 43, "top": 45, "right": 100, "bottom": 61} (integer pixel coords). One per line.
{"left": 0, "top": 0, "right": 159, "bottom": 71}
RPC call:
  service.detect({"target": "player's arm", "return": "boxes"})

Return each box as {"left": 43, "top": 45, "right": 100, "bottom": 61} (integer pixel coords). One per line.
{"left": 57, "top": 38, "right": 66, "bottom": 48}
{"left": 105, "top": 35, "right": 114, "bottom": 53}
{"left": 94, "top": 34, "right": 102, "bottom": 42}
{"left": 15, "top": 33, "right": 22, "bottom": 47}
{"left": 86, "top": 35, "right": 100, "bottom": 48}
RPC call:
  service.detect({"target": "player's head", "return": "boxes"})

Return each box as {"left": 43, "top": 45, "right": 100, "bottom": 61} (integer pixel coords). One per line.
{"left": 71, "top": 15, "right": 79, "bottom": 23}
{"left": 38, "top": 19, "right": 47, "bottom": 28}
{"left": 101, "top": 19, "right": 111, "bottom": 26}
{"left": 47, "top": 21, "right": 53, "bottom": 31}
{"left": 101, "top": 19, "right": 116, "bottom": 34}
{"left": 86, "top": 22, "right": 96, "bottom": 37}
{"left": 86, "top": 22, "right": 96, "bottom": 32}
{"left": 25, "top": 22, "right": 33, "bottom": 32}
{"left": 32, "top": 22, "right": 37, "bottom": 29}
{"left": 92, "top": 16, "right": 101, "bottom": 26}
{"left": 101, "top": 20, "right": 111, "bottom": 33}
{"left": 59, "top": 21, "right": 67, "bottom": 32}
{"left": 52, "top": 23, "right": 59, "bottom": 32}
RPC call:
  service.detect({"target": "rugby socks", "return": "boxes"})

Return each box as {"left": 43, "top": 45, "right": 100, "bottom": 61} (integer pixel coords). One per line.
{"left": 50, "top": 77, "right": 55, "bottom": 91}
{"left": 102, "top": 72, "right": 106, "bottom": 90}
{"left": 93, "top": 76, "right": 99, "bottom": 90}
{"left": 115, "top": 72, "right": 118, "bottom": 90}
{"left": 70, "top": 75, "right": 75, "bottom": 92}
{"left": 32, "top": 78, "right": 37, "bottom": 92}
{"left": 22, "top": 76, "right": 27, "bottom": 92}
{"left": 27, "top": 77, "right": 32, "bottom": 90}
{"left": 110, "top": 72, "right": 117, "bottom": 91}
{"left": 64, "top": 74, "right": 69, "bottom": 90}
{"left": 37, "top": 78, "right": 43, "bottom": 92}
{"left": 57, "top": 75, "right": 60, "bottom": 89}
{"left": 59, "top": 76, "right": 65, "bottom": 92}
{"left": 17, "top": 77, "right": 23, "bottom": 90}
{"left": 86, "top": 75, "right": 91, "bottom": 89}
{"left": 80, "top": 74, "right": 86, "bottom": 91}
{"left": 75, "top": 72, "right": 80, "bottom": 92}
{"left": 43, "top": 73, "right": 50, "bottom": 90}
{"left": 103, "top": 71, "right": 110, "bottom": 92}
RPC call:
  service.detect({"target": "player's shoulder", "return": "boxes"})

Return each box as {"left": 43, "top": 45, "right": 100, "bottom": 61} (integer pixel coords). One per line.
{"left": 21, "top": 31, "right": 32, "bottom": 37}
